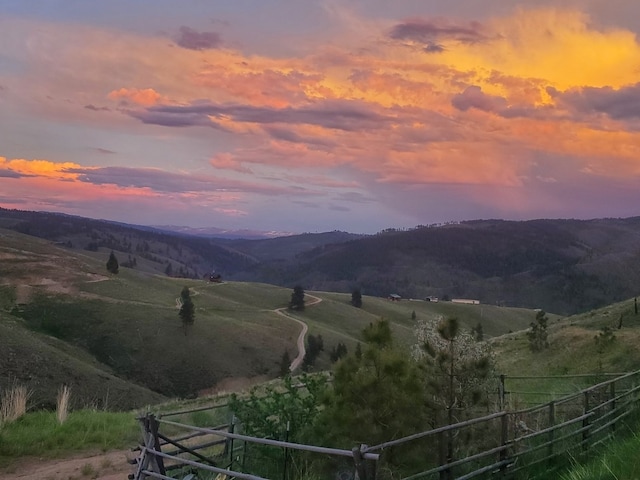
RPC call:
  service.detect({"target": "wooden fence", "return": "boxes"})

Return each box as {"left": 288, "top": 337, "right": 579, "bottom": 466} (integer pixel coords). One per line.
{"left": 131, "top": 370, "right": 640, "bottom": 480}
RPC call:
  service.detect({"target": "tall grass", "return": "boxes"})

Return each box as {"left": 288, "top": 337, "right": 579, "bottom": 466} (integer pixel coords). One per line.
{"left": 0, "top": 409, "right": 139, "bottom": 468}
{"left": 0, "top": 383, "right": 31, "bottom": 425}
{"left": 560, "top": 431, "right": 640, "bottom": 480}
{"left": 57, "top": 385, "right": 71, "bottom": 424}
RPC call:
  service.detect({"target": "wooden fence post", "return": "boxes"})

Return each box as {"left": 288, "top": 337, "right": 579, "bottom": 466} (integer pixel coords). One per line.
{"left": 582, "top": 391, "right": 591, "bottom": 452}
{"left": 547, "top": 401, "right": 555, "bottom": 465}
{"left": 134, "top": 414, "right": 166, "bottom": 480}
{"left": 499, "top": 374, "right": 506, "bottom": 411}
{"left": 610, "top": 382, "right": 616, "bottom": 435}
{"left": 500, "top": 413, "right": 509, "bottom": 477}
{"left": 227, "top": 415, "right": 236, "bottom": 470}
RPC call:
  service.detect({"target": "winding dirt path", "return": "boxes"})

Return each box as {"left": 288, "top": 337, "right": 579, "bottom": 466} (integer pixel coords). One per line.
{"left": 273, "top": 293, "right": 322, "bottom": 372}
{"left": 1, "top": 449, "right": 135, "bottom": 480}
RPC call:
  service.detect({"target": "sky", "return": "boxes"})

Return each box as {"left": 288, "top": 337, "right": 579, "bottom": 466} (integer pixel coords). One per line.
{"left": 1, "top": 1, "right": 640, "bottom": 234}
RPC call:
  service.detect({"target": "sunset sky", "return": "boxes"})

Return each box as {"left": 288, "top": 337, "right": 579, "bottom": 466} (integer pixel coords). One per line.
{"left": 1, "top": 1, "right": 640, "bottom": 234}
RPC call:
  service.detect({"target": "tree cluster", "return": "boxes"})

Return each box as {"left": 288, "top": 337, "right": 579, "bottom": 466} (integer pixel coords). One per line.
{"left": 329, "top": 342, "right": 348, "bottom": 363}
{"left": 302, "top": 334, "right": 324, "bottom": 371}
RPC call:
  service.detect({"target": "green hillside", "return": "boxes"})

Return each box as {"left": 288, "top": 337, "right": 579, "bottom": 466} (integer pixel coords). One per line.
{"left": 0, "top": 228, "right": 550, "bottom": 409}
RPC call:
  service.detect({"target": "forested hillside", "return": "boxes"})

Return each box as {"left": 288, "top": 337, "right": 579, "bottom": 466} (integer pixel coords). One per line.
{"left": 2, "top": 208, "right": 640, "bottom": 314}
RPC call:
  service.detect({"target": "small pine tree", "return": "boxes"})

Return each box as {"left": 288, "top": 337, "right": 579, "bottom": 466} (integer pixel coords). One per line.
{"left": 106, "top": 251, "right": 119, "bottom": 274}
{"left": 355, "top": 342, "right": 362, "bottom": 360}
{"left": 472, "top": 322, "right": 484, "bottom": 341}
{"left": 289, "top": 285, "right": 305, "bottom": 311}
{"left": 351, "top": 288, "right": 362, "bottom": 308}
{"left": 279, "top": 351, "right": 291, "bottom": 377}
{"left": 527, "top": 310, "right": 549, "bottom": 351}
{"left": 411, "top": 310, "right": 416, "bottom": 321}
{"left": 179, "top": 286, "right": 195, "bottom": 335}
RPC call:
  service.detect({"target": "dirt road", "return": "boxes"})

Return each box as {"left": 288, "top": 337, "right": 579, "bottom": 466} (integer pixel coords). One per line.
{"left": 273, "top": 293, "right": 322, "bottom": 372}
{"left": 1, "top": 449, "right": 135, "bottom": 480}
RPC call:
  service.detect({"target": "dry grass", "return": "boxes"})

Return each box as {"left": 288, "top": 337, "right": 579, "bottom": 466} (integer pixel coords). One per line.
{"left": 0, "top": 382, "right": 32, "bottom": 425}
{"left": 57, "top": 384, "right": 71, "bottom": 424}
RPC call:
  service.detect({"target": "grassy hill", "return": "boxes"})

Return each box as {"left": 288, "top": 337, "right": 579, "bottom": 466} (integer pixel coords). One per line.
{"left": 0, "top": 227, "right": 546, "bottom": 410}
{"left": 4, "top": 208, "right": 640, "bottom": 316}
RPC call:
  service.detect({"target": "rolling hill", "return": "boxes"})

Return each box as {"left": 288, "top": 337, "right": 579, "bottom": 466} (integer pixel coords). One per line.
{"left": 2, "top": 208, "right": 640, "bottom": 315}
{"left": 0, "top": 227, "right": 542, "bottom": 409}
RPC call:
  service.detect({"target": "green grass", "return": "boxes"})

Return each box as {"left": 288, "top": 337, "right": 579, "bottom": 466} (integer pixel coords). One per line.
{"left": 560, "top": 430, "right": 640, "bottom": 480}
{"left": 0, "top": 410, "right": 139, "bottom": 468}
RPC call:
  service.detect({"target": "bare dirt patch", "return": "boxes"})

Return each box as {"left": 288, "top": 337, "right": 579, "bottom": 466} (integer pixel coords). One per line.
{"left": 1, "top": 449, "right": 135, "bottom": 480}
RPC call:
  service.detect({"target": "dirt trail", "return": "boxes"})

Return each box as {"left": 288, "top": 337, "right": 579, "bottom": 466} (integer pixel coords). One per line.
{"left": 274, "top": 293, "right": 322, "bottom": 372}
{"left": 1, "top": 449, "right": 135, "bottom": 480}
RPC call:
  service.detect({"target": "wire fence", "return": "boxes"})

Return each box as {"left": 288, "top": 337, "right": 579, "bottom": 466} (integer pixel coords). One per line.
{"left": 131, "top": 370, "right": 640, "bottom": 480}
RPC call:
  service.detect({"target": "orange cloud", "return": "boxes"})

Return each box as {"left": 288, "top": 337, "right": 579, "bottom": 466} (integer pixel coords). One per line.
{"left": 108, "top": 87, "right": 164, "bottom": 106}
{"left": 0, "top": 157, "right": 83, "bottom": 180}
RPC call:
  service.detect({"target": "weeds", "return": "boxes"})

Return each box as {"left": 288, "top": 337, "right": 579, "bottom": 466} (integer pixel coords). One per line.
{"left": 0, "top": 382, "right": 31, "bottom": 426}
{"left": 57, "top": 385, "right": 72, "bottom": 424}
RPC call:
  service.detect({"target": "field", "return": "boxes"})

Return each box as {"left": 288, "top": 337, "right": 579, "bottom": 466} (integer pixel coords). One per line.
{"left": 2, "top": 226, "right": 640, "bottom": 478}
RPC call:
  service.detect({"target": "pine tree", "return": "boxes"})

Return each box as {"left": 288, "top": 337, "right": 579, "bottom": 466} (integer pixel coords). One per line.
{"left": 279, "top": 351, "right": 291, "bottom": 377}
{"left": 351, "top": 288, "right": 362, "bottom": 308}
{"left": 106, "top": 251, "right": 119, "bottom": 274}
{"left": 289, "top": 285, "right": 305, "bottom": 311}
{"left": 179, "top": 286, "right": 195, "bottom": 335}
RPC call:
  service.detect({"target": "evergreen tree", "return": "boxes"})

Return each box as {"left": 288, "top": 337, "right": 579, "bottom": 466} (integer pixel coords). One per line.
{"left": 527, "top": 310, "right": 549, "bottom": 351}
{"left": 471, "top": 322, "right": 484, "bottom": 341}
{"left": 351, "top": 288, "right": 362, "bottom": 308}
{"left": 289, "top": 285, "right": 305, "bottom": 311}
{"left": 179, "top": 286, "right": 195, "bottom": 335}
{"left": 279, "top": 350, "right": 291, "bottom": 377}
{"left": 106, "top": 251, "right": 119, "bottom": 274}
{"left": 317, "top": 320, "right": 427, "bottom": 454}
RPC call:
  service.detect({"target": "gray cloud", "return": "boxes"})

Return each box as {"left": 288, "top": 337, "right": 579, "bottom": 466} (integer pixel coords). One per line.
{"left": 84, "top": 104, "right": 110, "bottom": 111}
{"left": 129, "top": 99, "right": 393, "bottom": 132}
{"left": 64, "top": 166, "right": 312, "bottom": 197}
{"left": 93, "top": 147, "right": 116, "bottom": 155}
{"left": 390, "top": 18, "right": 488, "bottom": 44}
{"left": 175, "top": 26, "right": 222, "bottom": 50}
{"left": 0, "top": 169, "right": 25, "bottom": 178}
{"left": 451, "top": 85, "right": 552, "bottom": 120}
{"left": 452, "top": 86, "right": 507, "bottom": 112}
{"left": 548, "top": 83, "right": 640, "bottom": 120}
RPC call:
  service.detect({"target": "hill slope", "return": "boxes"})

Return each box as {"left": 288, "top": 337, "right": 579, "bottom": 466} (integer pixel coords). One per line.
{"left": 0, "top": 228, "right": 544, "bottom": 407}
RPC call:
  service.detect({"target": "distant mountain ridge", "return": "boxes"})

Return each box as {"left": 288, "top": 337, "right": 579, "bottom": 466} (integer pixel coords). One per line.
{"left": 149, "top": 224, "right": 296, "bottom": 239}
{"left": 1, "top": 207, "right": 640, "bottom": 315}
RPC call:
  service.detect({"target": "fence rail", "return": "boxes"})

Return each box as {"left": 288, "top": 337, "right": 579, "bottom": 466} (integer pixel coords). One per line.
{"left": 131, "top": 370, "right": 640, "bottom": 480}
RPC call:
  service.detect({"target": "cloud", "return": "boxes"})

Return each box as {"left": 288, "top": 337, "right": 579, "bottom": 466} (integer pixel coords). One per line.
{"left": 93, "top": 148, "right": 116, "bottom": 155}
{"left": 209, "top": 153, "right": 253, "bottom": 173}
{"left": 451, "top": 86, "right": 508, "bottom": 113}
{"left": 0, "top": 169, "right": 24, "bottom": 178}
{"left": 108, "top": 88, "right": 164, "bottom": 106}
{"left": 67, "top": 165, "right": 307, "bottom": 196}
{"left": 84, "top": 104, "right": 110, "bottom": 111}
{"left": 549, "top": 83, "right": 640, "bottom": 120}
{"left": 128, "top": 99, "right": 393, "bottom": 132}
{"left": 389, "top": 18, "right": 489, "bottom": 45}
{"left": 175, "top": 26, "right": 222, "bottom": 50}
